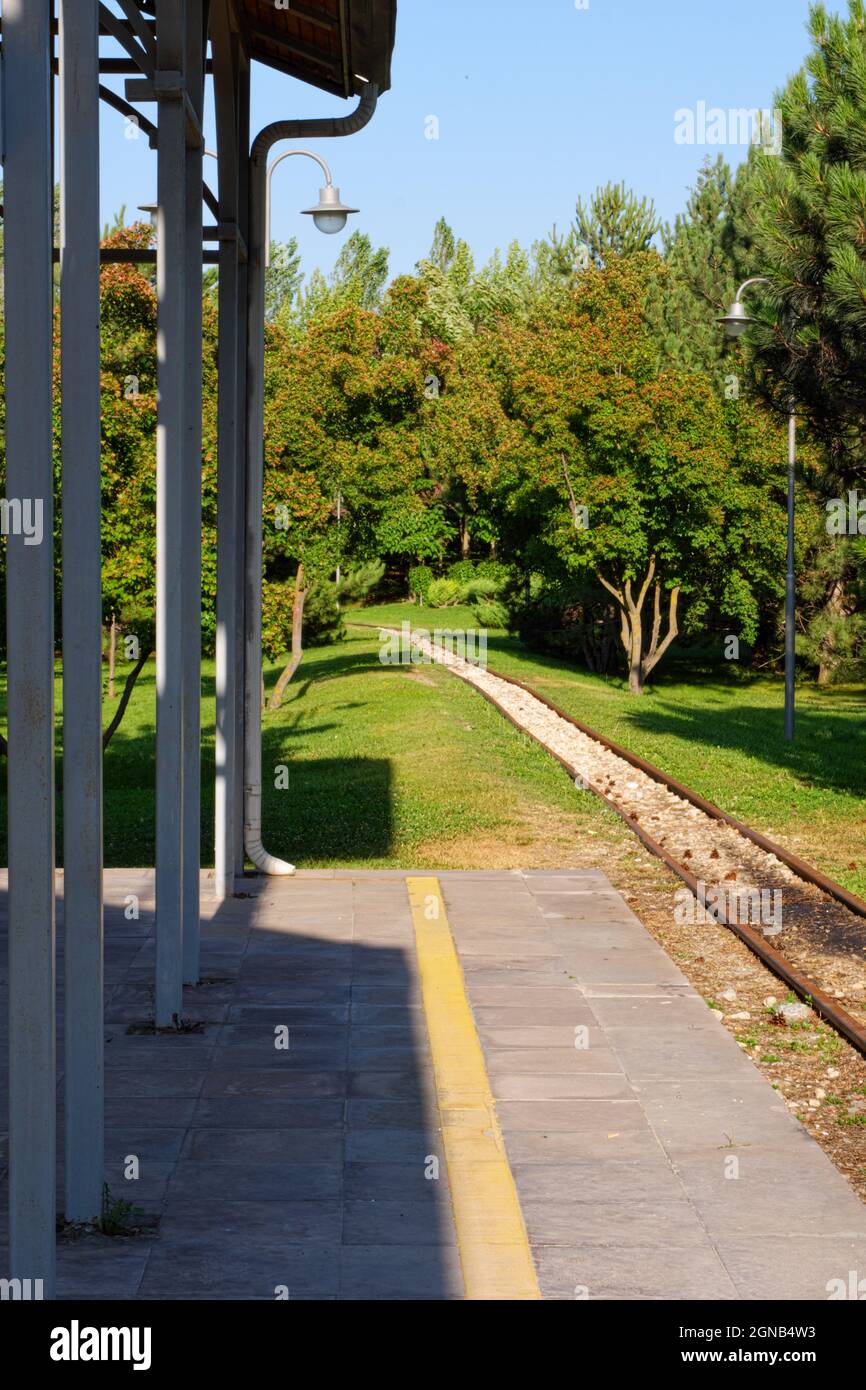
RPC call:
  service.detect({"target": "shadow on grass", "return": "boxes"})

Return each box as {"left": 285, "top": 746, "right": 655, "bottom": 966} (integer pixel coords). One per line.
{"left": 260, "top": 753, "right": 394, "bottom": 862}
{"left": 276, "top": 640, "right": 397, "bottom": 689}
{"left": 602, "top": 699, "right": 866, "bottom": 800}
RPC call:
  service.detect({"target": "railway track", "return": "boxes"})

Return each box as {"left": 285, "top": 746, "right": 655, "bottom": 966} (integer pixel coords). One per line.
{"left": 363, "top": 622, "right": 866, "bottom": 1059}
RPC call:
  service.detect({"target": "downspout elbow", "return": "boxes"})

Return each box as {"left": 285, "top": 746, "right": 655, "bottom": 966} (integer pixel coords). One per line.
{"left": 244, "top": 784, "right": 295, "bottom": 875}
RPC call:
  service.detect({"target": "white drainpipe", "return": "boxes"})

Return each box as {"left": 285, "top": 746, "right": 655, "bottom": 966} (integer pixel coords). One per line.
{"left": 243, "top": 85, "right": 380, "bottom": 874}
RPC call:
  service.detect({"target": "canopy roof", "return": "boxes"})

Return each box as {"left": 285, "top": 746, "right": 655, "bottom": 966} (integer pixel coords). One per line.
{"left": 240, "top": 0, "right": 396, "bottom": 98}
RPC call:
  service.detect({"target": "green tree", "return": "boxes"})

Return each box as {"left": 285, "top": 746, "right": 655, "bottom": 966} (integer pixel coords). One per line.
{"left": 497, "top": 256, "right": 789, "bottom": 693}
{"left": 260, "top": 292, "right": 435, "bottom": 691}
{"left": 415, "top": 219, "right": 540, "bottom": 342}
{"left": 797, "top": 508, "right": 866, "bottom": 682}
{"left": 265, "top": 237, "right": 303, "bottom": 322}
{"left": 574, "top": 181, "right": 660, "bottom": 267}
{"left": 418, "top": 331, "right": 516, "bottom": 558}
{"left": 745, "top": 0, "right": 866, "bottom": 483}
{"left": 290, "top": 231, "right": 389, "bottom": 331}
{"left": 644, "top": 156, "right": 740, "bottom": 389}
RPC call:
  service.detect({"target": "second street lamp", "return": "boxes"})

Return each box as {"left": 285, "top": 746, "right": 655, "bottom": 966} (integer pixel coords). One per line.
{"left": 720, "top": 277, "right": 797, "bottom": 742}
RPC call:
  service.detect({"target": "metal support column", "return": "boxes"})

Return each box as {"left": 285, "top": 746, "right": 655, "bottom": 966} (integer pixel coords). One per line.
{"left": 3, "top": 0, "right": 57, "bottom": 1295}
{"left": 233, "top": 56, "right": 251, "bottom": 881}
{"left": 60, "top": 0, "right": 104, "bottom": 1225}
{"left": 154, "top": 0, "right": 188, "bottom": 1025}
{"left": 213, "top": 2, "right": 241, "bottom": 901}
{"left": 181, "top": 0, "right": 204, "bottom": 980}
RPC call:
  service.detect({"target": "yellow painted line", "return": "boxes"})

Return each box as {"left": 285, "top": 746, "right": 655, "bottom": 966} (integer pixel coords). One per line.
{"left": 407, "top": 876, "right": 541, "bottom": 1300}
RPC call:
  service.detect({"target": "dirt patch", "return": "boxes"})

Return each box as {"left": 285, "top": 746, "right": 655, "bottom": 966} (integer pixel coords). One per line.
{"left": 410, "top": 798, "right": 612, "bottom": 869}
{"left": 399, "top": 670, "right": 437, "bottom": 688}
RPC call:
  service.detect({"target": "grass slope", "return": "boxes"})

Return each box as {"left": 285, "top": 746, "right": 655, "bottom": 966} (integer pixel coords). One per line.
{"left": 1, "top": 614, "right": 861, "bottom": 889}
{"left": 0, "top": 636, "right": 617, "bottom": 868}
{"left": 376, "top": 619, "right": 866, "bottom": 897}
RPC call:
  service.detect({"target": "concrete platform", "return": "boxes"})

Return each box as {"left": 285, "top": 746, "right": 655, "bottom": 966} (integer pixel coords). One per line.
{"left": 2, "top": 868, "right": 866, "bottom": 1300}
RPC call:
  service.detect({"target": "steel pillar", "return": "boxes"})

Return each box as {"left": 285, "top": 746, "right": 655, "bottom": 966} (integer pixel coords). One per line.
{"left": 213, "top": 1, "right": 241, "bottom": 901}
{"left": 154, "top": 0, "right": 188, "bottom": 1025}
{"left": 4, "top": 0, "right": 57, "bottom": 1296}
{"left": 233, "top": 56, "right": 251, "bottom": 881}
{"left": 181, "top": 0, "right": 205, "bottom": 980}
{"left": 59, "top": 0, "right": 104, "bottom": 1225}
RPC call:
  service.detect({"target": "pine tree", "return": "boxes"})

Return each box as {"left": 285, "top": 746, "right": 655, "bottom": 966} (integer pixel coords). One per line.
{"left": 644, "top": 157, "right": 740, "bottom": 389}
{"left": 573, "top": 181, "right": 660, "bottom": 266}
{"left": 746, "top": 0, "right": 866, "bottom": 483}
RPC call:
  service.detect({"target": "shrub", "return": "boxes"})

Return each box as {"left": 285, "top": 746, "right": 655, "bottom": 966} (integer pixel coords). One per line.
{"left": 514, "top": 578, "right": 618, "bottom": 674}
{"left": 408, "top": 564, "right": 433, "bottom": 603}
{"left": 473, "top": 599, "right": 509, "bottom": 628}
{"left": 427, "top": 577, "right": 463, "bottom": 608}
{"left": 301, "top": 582, "right": 345, "bottom": 646}
{"left": 336, "top": 560, "right": 385, "bottom": 606}
{"left": 475, "top": 559, "right": 512, "bottom": 588}
{"left": 460, "top": 576, "right": 499, "bottom": 601}
{"left": 447, "top": 559, "right": 476, "bottom": 585}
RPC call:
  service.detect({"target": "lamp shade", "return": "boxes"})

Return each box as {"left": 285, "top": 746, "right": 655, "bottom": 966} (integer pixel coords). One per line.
{"left": 718, "top": 300, "right": 753, "bottom": 338}
{"left": 301, "top": 184, "right": 358, "bottom": 235}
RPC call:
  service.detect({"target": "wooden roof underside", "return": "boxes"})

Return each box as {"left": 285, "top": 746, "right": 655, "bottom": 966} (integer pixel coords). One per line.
{"left": 239, "top": 0, "right": 396, "bottom": 99}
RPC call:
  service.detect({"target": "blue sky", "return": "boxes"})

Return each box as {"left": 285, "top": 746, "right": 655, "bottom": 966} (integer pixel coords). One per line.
{"left": 97, "top": 0, "right": 820, "bottom": 282}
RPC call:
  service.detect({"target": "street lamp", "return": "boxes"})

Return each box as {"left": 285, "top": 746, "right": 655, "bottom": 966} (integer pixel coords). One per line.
{"left": 266, "top": 149, "right": 358, "bottom": 265}
{"left": 720, "top": 276, "right": 797, "bottom": 742}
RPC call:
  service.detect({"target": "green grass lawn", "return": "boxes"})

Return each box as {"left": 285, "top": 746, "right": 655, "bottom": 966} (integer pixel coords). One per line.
{"left": 349, "top": 600, "right": 500, "bottom": 633}
{"left": 360, "top": 612, "right": 866, "bottom": 896}
{"left": 0, "top": 635, "right": 618, "bottom": 868}
{"left": 1, "top": 613, "right": 862, "bottom": 887}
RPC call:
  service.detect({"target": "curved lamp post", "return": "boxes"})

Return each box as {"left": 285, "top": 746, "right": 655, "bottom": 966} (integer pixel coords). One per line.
{"left": 265, "top": 149, "right": 358, "bottom": 266}
{"left": 243, "top": 142, "right": 360, "bottom": 876}
{"left": 720, "top": 276, "right": 796, "bottom": 742}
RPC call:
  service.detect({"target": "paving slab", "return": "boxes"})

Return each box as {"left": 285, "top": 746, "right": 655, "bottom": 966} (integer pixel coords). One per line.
{"left": 1, "top": 868, "right": 865, "bottom": 1302}
{"left": 441, "top": 870, "right": 866, "bottom": 1301}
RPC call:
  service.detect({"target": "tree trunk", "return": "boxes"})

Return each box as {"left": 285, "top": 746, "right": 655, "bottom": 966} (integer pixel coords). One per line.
{"left": 108, "top": 611, "right": 117, "bottom": 699}
{"left": 597, "top": 561, "right": 680, "bottom": 696}
{"left": 627, "top": 617, "right": 643, "bottom": 695}
{"left": 817, "top": 577, "right": 846, "bottom": 684}
{"left": 640, "top": 580, "right": 680, "bottom": 684}
{"left": 268, "top": 564, "right": 306, "bottom": 711}
{"left": 461, "top": 519, "right": 470, "bottom": 559}
{"left": 102, "top": 647, "right": 152, "bottom": 749}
